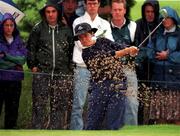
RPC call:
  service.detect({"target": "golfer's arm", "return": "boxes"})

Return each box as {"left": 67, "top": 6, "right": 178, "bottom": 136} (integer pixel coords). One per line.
{"left": 115, "top": 48, "right": 129, "bottom": 58}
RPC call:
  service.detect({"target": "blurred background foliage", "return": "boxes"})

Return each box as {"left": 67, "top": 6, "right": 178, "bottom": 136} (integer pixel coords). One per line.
{"left": 14, "top": 0, "right": 46, "bottom": 40}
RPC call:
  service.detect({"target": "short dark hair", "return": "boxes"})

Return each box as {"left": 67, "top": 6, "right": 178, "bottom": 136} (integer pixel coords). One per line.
{"left": 63, "top": 0, "right": 78, "bottom": 3}
{"left": 84, "top": 0, "right": 101, "bottom": 4}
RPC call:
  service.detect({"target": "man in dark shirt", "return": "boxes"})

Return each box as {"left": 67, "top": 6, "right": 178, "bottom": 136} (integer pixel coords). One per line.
{"left": 61, "top": 0, "right": 79, "bottom": 28}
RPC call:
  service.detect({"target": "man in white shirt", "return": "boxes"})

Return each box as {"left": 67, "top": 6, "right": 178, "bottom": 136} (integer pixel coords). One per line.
{"left": 70, "top": 0, "right": 113, "bottom": 130}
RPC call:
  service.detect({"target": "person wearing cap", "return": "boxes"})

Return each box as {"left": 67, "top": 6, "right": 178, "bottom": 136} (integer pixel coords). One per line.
{"left": 140, "top": 6, "right": 180, "bottom": 124}
{"left": 70, "top": 0, "right": 114, "bottom": 130}
{"left": 73, "top": 22, "right": 138, "bottom": 129}
{"left": 27, "top": 0, "right": 74, "bottom": 129}
{"left": 0, "top": 13, "right": 27, "bottom": 129}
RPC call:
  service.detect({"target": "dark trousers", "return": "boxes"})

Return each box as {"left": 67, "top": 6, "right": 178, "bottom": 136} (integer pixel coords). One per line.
{"left": 86, "top": 81, "right": 126, "bottom": 130}
{"left": 0, "top": 80, "right": 22, "bottom": 129}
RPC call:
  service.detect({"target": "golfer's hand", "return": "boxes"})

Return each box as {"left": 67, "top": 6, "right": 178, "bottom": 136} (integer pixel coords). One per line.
{"left": 128, "top": 46, "right": 139, "bottom": 57}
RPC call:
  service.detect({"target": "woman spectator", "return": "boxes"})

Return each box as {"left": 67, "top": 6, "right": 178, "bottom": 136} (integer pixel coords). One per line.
{"left": 0, "top": 13, "right": 27, "bottom": 129}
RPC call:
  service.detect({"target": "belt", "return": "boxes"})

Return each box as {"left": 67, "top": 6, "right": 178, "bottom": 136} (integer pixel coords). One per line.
{"left": 76, "top": 63, "right": 87, "bottom": 68}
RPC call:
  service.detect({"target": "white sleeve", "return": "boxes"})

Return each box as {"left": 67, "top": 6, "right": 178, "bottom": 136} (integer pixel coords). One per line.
{"left": 128, "top": 21, "right": 137, "bottom": 42}
{"left": 72, "top": 18, "right": 85, "bottom": 64}
{"left": 104, "top": 22, "right": 114, "bottom": 42}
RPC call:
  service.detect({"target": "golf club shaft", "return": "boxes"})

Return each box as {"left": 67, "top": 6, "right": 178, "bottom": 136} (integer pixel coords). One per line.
{"left": 138, "top": 18, "right": 165, "bottom": 48}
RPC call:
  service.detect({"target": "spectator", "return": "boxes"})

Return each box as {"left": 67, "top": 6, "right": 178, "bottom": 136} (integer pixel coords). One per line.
{"left": 61, "top": 0, "right": 79, "bottom": 28}
{"left": 134, "top": 0, "right": 160, "bottom": 125}
{"left": 141, "top": 6, "right": 180, "bottom": 124}
{"left": 70, "top": 0, "right": 114, "bottom": 130}
{"left": 99, "top": 0, "right": 136, "bottom": 20}
{"left": 74, "top": 22, "right": 138, "bottom": 129}
{"left": 27, "top": 0, "right": 74, "bottom": 129}
{"left": 61, "top": 0, "right": 79, "bottom": 62}
{"left": 75, "top": 0, "right": 112, "bottom": 17}
{"left": 74, "top": 0, "right": 136, "bottom": 20}
{"left": 0, "top": 13, "right": 27, "bottom": 129}
{"left": 135, "top": 0, "right": 160, "bottom": 83}
{"left": 110, "top": 0, "right": 138, "bottom": 125}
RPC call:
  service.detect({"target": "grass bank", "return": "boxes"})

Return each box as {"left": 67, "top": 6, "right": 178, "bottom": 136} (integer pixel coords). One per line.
{"left": 0, "top": 125, "right": 180, "bottom": 136}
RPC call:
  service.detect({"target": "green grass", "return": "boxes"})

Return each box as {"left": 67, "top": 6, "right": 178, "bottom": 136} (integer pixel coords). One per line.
{"left": 17, "top": 70, "right": 32, "bottom": 128}
{"left": 0, "top": 125, "right": 180, "bottom": 136}
{"left": 131, "top": 0, "right": 180, "bottom": 21}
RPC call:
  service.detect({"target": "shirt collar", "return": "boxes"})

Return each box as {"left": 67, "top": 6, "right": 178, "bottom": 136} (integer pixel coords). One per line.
{"left": 164, "top": 26, "right": 176, "bottom": 35}
{"left": 49, "top": 24, "right": 57, "bottom": 29}
{"left": 111, "top": 18, "right": 126, "bottom": 29}
{"left": 84, "top": 12, "right": 99, "bottom": 23}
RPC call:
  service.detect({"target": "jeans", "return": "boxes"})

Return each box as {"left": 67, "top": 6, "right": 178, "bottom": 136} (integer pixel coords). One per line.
{"left": 123, "top": 66, "right": 139, "bottom": 125}
{"left": 70, "top": 66, "right": 90, "bottom": 130}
